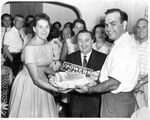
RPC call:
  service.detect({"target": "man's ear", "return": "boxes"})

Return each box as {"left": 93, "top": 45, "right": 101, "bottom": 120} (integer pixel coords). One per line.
{"left": 33, "top": 27, "right": 36, "bottom": 33}
{"left": 13, "top": 19, "right": 15, "bottom": 25}
{"left": 123, "top": 21, "right": 128, "bottom": 31}
{"left": 92, "top": 39, "right": 94, "bottom": 43}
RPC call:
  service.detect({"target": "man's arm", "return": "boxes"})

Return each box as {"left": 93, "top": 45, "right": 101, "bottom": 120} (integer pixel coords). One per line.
{"left": 134, "top": 74, "right": 148, "bottom": 92}
{"left": 75, "top": 77, "right": 121, "bottom": 93}
{"left": 3, "top": 45, "right": 13, "bottom": 62}
{"left": 88, "top": 77, "right": 121, "bottom": 93}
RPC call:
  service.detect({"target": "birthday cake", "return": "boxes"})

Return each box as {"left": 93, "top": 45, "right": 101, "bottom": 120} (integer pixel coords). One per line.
{"left": 49, "top": 72, "right": 92, "bottom": 89}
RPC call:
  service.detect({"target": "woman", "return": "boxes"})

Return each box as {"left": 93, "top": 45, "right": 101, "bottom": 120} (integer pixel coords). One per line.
{"left": 60, "top": 19, "right": 86, "bottom": 61}
{"left": 1, "top": 53, "right": 13, "bottom": 118}
{"left": 92, "top": 24, "right": 112, "bottom": 55}
{"left": 8, "top": 13, "right": 65, "bottom": 117}
{"left": 61, "top": 27, "right": 72, "bottom": 44}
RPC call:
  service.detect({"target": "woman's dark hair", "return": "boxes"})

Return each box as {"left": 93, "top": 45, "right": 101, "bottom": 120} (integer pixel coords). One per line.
{"left": 47, "top": 27, "right": 60, "bottom": 41}
{"left": 33, "top": 13, "right": 50, "bottom": 27}
{"left": 93, "top": 24, "right": 105, "bottom": 35}
{"left": 72, "top": 18, "right": 87, "bottom": 30}
{"left": 52, "top": 21, "right": 61, "bottom": 28}
{"left": 64, "top": 22, "right": 73, "bottom": 29}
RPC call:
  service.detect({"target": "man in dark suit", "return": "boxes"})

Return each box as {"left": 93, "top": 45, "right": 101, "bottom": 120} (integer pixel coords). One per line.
{"left": 65, "top": 30, "right": 106, "bottom": 117}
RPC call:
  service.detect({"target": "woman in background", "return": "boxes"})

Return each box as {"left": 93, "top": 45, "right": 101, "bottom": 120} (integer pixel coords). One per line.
{"left": 60, "top": 19, "right": 86, "bottom": 61}
{"left": 1, "top": 53, "right": 13, "bottom": 118}
{"left": 92, "top": 24, "right": 112, "bottom": 55}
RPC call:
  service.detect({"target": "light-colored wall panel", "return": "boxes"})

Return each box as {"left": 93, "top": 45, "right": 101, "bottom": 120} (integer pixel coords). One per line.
{"left": 1, "top": 0, "right": 147, "bottom": 33}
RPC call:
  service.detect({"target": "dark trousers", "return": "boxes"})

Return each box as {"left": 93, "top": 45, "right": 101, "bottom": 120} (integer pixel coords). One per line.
{"left": 68, "top": 92, "right": 101, "bottom": 117}
{"left": 4, "top": 53, "right": 22, "bottom": 77}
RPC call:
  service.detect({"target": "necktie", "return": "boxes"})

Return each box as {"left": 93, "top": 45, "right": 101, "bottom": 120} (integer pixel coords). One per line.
{"left": 18, "top": 31, "right": 24, "bottom": 45}
{"left": 2, "top": 28, "right": 7, "bottom": 47}
{"left": 83, "top": 55, "right": 87, "bottom": 67}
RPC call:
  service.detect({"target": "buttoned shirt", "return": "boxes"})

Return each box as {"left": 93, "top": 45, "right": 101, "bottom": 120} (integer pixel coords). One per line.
{"left": 139, "top": 40, "right": 149, "bottom": 77}
{"left": 3, "top": 26, "right": 24, "bottom": 53}
{"left": 1, "top": 27, "right": 11, "bottom": 49}
{"left": 99, "top": 32, "right": 140, "bottom": 94}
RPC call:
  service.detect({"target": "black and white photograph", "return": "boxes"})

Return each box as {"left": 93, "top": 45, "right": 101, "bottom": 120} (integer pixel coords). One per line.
{"left": 1, "top": 0, "right": 149, "bottom": 118}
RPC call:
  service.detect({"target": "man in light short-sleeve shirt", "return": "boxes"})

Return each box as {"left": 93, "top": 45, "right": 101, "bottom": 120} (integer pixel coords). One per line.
{"left": 75, "top": 8, "right": 140, "bottom": 117}
{"left": 3, "top": 14, "right": 25, "bottom": 76}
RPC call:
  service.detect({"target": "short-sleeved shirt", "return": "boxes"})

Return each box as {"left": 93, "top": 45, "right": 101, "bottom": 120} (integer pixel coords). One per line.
{"left": 3, "top": 26, "right": 24, "bottom": 53}
{"left": 139, "top": 40, "right": 149, "bottom": 77}
{"left": 99, "top": 32, "right": 140, "bottom": 94}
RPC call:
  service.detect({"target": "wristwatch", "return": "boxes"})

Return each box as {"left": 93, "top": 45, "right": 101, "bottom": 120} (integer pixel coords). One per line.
{"left": 139, "top": 80, "right": 143, "bottom": 84}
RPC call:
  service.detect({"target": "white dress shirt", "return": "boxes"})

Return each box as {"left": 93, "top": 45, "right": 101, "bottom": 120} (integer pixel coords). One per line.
{"left": 1, "top": 27, "right": 11, "bottom": 49}
{"left": 3, "top": 26, "right": 24, "bottom": 53}
{"left": 99, "top": 32, "right": 140, "bottom": 94}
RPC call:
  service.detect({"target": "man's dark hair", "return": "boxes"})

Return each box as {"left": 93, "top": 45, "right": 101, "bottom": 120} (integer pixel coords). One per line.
{"left": 73, "top": 18, "right": 87, "bottom": 30}
{"left": 105, "top": 8, "right": 128, "bottom": 23}
{"left": 77, "top": 29, "right": 94, "bottom": 40}
{"left": 1, "top": 13, "right": 12, "bottom": 21}
{"left": 25, "top": 15, "right": 34, "bottom": 22}
{"left": 14, "top": 14, "right": 24, "bottom": 19}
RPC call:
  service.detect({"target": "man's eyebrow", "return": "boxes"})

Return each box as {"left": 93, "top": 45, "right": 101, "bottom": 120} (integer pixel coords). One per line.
{"left": 105, "top": 21, "right": 117, "bottom": 25}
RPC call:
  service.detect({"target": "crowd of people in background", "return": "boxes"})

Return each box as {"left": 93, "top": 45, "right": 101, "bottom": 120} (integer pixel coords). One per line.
{"left": 1, "top": 8, "right": 149, "bottom": 118}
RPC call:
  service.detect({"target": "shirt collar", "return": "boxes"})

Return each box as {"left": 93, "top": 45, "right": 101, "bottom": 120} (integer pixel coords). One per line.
{"left": 2, "top": 27, "right": 11, "bottom": 32}
{"left": 81, "top": 50, "right": 92, "bottom": 62}
{"left": 12, "top": 26, "right": 19, "bottom": 33}
{"left": 114, "top": 32, "right": 129, "bottom": 46}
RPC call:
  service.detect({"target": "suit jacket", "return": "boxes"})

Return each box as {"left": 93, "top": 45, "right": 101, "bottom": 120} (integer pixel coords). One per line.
{"left": 66, "top": 49, "right": 106, "bottom": 71}
{"left": 65, "top": 49, "right": 107, "bottom": 117}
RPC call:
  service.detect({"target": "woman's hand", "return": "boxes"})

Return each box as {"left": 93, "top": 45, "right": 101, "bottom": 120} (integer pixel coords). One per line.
{"left": 57, "top": 87, "right": 73, "bottom": 94}
{"left": 89, "top": 70, "right": 100, "bottom": 81}
{"left": 50, "top": 61, "right": 62, "bottom": 72}
{"left": 75, "top": 85, "right": 88, "bottom": 93}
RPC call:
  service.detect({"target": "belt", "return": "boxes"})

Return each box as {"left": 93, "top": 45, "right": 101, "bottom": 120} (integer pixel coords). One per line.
{"left": 11, "top": 52, "right": 21, "bottom": 55}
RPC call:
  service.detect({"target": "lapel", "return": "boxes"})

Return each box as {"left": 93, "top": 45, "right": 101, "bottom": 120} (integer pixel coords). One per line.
{"left": 86, "top": 49, "right": 95, "bottom": 68}
{"left": 77, "top": 51, "right": 82, "bottom": 66}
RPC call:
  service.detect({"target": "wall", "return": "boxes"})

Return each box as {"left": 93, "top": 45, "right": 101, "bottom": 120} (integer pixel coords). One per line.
{"left": 1, "top": 0, "right": 148, "bottom": 33}
{"left": 43, "top": 3, "right": 77, "bottom": 29}
{"left": 1, "top": 2, "right": 10, "bottom": 14}
{"left": 56, "top": 0, "right": 147, "bottom": 32}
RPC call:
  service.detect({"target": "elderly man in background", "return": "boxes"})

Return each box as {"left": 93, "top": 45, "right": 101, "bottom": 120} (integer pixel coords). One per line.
{"left": 134, "top": 18, "right": 148, "bottom": 109}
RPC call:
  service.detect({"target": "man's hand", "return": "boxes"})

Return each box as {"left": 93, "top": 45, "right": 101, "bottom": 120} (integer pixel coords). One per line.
{"left": 75, "top": 85, "right": 88, "bottom": 93}
{"left": 133, "top": 81, "right": 143, "bottom": 93}
{"left": 58, "top": 88, "right": 73, "bottom": 94}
